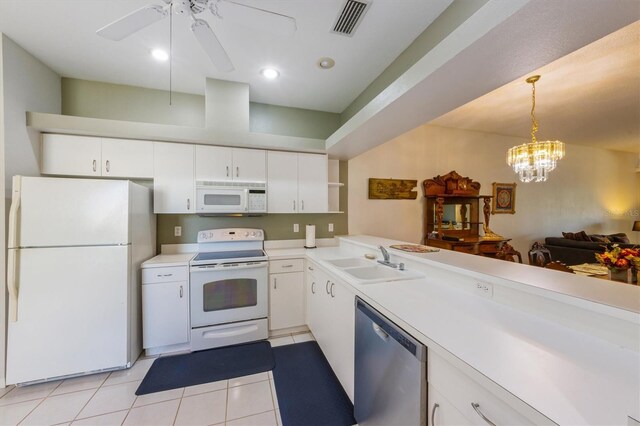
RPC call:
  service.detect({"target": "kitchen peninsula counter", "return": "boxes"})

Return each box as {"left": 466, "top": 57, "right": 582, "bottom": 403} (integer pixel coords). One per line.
{"left": 304, "top": 235, "right": 640, "bottom": 425}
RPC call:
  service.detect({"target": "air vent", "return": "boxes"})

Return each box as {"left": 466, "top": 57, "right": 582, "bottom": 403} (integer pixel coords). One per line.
{"left": 332, "top": 0, "right": 369, "bottom": 36}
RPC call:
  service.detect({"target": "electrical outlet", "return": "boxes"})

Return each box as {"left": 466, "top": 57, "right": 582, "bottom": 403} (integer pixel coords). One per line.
{"left": 475, "top": 282, "right": 493, "bottom": 298}
{"left": 293, "top": 224, "right": 299, "bottom": 233}
{"left": 174, "top": 226, "right": 182, "bottom": 237}
{"left": 328, "top": 223, "right": 334, "bottom": 232}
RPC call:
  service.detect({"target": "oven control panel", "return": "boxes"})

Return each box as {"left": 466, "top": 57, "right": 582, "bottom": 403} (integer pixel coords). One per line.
{"left": 197, "top": 228, "right": 264, "bottom": 243}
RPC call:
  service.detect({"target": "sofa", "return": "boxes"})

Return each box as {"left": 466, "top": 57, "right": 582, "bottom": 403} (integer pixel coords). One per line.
{"left": 544, "top": 232, "right": 636, "bottom": 265}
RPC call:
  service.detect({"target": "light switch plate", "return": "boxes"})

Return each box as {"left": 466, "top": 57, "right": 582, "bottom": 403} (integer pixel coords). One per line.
{"left": 174, "top": 226, "right": 182, "bottom": 237}
{"left": 293, "top": 224, "right": 299, "bottom": 233}
{"left": 328, "top": 223, "right": 334, "bottom": 232}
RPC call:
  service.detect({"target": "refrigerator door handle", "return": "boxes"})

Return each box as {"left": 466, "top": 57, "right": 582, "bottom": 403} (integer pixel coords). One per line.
{"left": 7, "top": 176, "right": 22, "bottom": 322}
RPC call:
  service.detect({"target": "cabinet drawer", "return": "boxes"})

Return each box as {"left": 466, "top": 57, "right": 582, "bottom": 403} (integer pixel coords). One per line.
{"left": 478, "top": 242, "right": 501, "bottom": 253}
{"left": 453, "top": 245, "right": 476, "bottom": 254}
{"left": 142, "top": 266, "right": 188, "bottom": 284}
{"left": 429, "top": 351, "right": 546, "bottom": 425}
{"left": 270, "top": 259, "right": 304, "bottom": 273}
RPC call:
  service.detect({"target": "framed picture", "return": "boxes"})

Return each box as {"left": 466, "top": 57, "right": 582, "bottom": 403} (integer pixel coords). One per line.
{"left": 491, "top": 182, "right": 516, "bottom": 214}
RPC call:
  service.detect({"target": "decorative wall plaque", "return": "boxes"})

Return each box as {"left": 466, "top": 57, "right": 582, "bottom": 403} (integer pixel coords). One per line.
{"left": 368, "top": 178, "right": 418, "bottom": 200}
{"left": 491, "top": 182, "right": 516, "bottom": 214}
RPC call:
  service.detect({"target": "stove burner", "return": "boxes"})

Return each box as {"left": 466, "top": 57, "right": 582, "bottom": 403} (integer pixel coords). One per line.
{"left": 192, "top": 250, "right": 266, "bottom": 264}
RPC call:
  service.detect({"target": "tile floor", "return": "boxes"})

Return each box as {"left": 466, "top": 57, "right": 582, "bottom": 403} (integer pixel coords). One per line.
{"left": 0, "top": 332, "right": 315, "bottom": 426}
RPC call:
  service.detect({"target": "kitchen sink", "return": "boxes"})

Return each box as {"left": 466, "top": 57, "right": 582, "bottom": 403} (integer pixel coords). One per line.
{"left": 326, "top": 258, "right": 374, "bottom": 268}
{"left": 342, "top": 265, "right": 423, "bottom": 283}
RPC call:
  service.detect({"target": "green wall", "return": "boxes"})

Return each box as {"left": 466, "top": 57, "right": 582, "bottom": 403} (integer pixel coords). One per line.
{"left": 62, "top": 78, "right": 341, "bottom": 139}
{"left": 62, "top": 78, "right": 206, "bottom": 127}
{"left": 250, "top": 102, "right": 340, "bottom": 139}
{"left": 340, "top": 0, "right": 489, "bottom": 124}
{"left": 157, "top": 161, "right": 348, "bottom": 249}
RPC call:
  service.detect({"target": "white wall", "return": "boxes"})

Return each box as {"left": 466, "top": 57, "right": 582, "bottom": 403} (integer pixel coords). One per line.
{"left": 1, "top": 34, "right": 61, "bottom": 387}
{"left": 348, "top": 124, "right": 640, "bottom": 259}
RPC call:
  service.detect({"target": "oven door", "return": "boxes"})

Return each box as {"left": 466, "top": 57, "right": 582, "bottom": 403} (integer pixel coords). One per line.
{"left": 190, "top": 261, "right": 268, "bottom": 328}
{"left": 196, "top": 187, "right": 249, "bottom": 213}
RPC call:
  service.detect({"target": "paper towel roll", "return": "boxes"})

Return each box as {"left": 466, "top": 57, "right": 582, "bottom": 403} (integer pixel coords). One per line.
{"left": 305, "top": 225, "right": 316, "bottom": 248}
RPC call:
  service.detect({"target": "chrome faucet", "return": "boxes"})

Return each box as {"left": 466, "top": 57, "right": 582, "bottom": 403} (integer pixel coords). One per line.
{"left": 377, "top": 246, "right": 399, "bottom": 269}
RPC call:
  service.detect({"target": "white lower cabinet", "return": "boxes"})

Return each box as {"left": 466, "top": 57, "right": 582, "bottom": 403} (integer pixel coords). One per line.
{"left": 428, "top": 350, "right": 551, "bottom": 425}
{"left": 141, "top": 266, "right": 190, "bottom": 350}
{"left": 428, "top": 384, "right": 471, "bottom": 426}
{"left": 269, "top": 259, "right": 305, "bottom": 331}
{"left": 306, "top": 262, "right": 355, "bottom": 402}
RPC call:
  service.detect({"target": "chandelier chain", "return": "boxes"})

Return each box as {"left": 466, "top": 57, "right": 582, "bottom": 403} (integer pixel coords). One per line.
{"left": 530, "top": 80, "right": 538, "bottom": 143}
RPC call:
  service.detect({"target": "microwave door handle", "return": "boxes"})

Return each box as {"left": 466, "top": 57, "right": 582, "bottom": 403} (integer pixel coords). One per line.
{"left": 243, "top": 188, "right": 249, "bottom": 211}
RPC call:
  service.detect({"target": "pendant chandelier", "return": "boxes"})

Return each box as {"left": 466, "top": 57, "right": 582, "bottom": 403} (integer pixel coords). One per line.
{"left": 507, "top": 75, "right": 564, "bottom": 182}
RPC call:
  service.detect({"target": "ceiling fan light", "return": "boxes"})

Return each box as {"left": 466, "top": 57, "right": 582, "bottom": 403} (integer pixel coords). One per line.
{"left": 260, "top": 68, "right": 280, "bottom": 79}
{"left": 151, "top": 48, "right": 169, "bottom": 61}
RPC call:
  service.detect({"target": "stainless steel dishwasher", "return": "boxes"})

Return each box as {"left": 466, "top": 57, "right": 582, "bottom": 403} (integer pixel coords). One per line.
{"left": 354, "top": 297, "right": 427, "bottom": 425}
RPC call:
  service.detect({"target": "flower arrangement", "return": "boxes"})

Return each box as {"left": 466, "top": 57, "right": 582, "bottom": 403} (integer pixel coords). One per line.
{"left": 595, "top": 245, "right": 639, "bottom": 271}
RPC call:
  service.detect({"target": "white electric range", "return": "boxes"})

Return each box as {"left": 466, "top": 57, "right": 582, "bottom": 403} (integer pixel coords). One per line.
{"left": 189, "top": 228, "right": 268, "bottom": 350}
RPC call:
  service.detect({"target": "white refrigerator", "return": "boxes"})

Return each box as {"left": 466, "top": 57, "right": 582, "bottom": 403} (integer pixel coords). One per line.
{"left": 6, "top": 176, "right": 156, "bottom": 385}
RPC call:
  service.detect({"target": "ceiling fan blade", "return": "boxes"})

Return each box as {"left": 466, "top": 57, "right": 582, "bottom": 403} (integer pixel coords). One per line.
{"left": 221, "top": 1, "right": 297, "bottom": 37}
{"left": 191, "top": 19, "right": 235, "bottom": 72}
{"left": 97, "top": 4, "right": 168, "bottom": 41}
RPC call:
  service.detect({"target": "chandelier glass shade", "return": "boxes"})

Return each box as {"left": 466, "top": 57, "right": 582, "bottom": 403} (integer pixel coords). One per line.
{"left": 507, "top": 75, "right": 564, "bottom": 183}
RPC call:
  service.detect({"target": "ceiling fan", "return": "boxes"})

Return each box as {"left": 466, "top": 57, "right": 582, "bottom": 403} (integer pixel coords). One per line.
{"left": 96, "top": 0, "right": 297, "bottom": 72}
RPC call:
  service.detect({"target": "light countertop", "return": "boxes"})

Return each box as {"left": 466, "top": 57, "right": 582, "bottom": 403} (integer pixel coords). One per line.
{"left": 305, "top": 236, "right": 640, "bottom": 425}
{"left": 141, "top": 253, "right": 195, "bottom": 268}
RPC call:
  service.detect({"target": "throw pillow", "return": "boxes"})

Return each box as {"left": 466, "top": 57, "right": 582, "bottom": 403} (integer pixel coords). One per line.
{"left": 607, "top": 233, "right": 630, "bottom": 244}
{"left": 589, "top": 234, "right": 611, "bottom": 243}
{"left": 562, "top": 231, "right": 591, "bottom": 241}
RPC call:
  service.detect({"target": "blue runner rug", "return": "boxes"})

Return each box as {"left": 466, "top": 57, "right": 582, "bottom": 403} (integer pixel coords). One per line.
{"left": 136, "top": 340, "right": 274, "bottom": 395}
{"left": 272, "top": 341, "right": 356, "bottom": 426}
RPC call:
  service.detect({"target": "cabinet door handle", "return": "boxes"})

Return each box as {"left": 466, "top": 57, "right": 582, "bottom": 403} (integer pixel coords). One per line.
{"left": 92, "top": 159, "right": 96, "bottom": 172}
{"left": 325, "top": 280, "right": 330, "bottom": 294}
{"left": 471, "top": 403, "right": 496, "bottom": 426}
{"left": 226, "top": 166, "right": 229, "bottom": 177}
{"left": 236, "top": 166, "right": 239, "bottom": 177}
{"left": 105, "top": 160, "right": 110, "bottom": 173}
{"left": 274, "top": 278, "right": 277, "bottom": 289}
{"left": 293, "top": 200, "right": 296, "bottom": 211}
{"left": 301, "top": 200, "right": 304, "bottom": 211}
{"left": 308, "top": 266, "right": 314, "bottom": 271}
{"left": 330, "top": 282, "right": 335, "bottom": 298}
{"left": 311, "top": 282, "right": 315, "bottom": 294}
{"left": 431, "top": 403, "right": 439, "bottom": 425}
{"left": 179, "top": 285, "right": 183, "bottom": 298}
{"left": 187, "top": 198, "right": 191, "bottom": 210}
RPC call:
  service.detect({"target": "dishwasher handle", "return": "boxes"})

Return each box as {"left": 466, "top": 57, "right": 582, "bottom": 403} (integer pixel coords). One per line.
{"left": 372, "top": 323, "right": 389, "bottom": 342}
{"left": 356, "top": 297, "right": 426, "bottom": 361}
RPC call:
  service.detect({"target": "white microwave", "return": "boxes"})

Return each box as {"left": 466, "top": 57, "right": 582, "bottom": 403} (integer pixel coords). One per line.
{"left": 196, "top": 181, "right": 267, "bottom": 214}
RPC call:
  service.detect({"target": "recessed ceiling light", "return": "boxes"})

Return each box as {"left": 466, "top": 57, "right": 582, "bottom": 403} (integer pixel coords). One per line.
{"left": 318, "top": 57, "right": 335, "bottom": 69}
{"left": 151, "top": 49, "right": 169, "bottom": 61}
{"left": 260, "top": 68, "right": 280, "bottom": 79}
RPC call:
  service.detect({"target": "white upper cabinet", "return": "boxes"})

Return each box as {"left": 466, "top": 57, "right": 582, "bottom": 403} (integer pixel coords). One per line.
{"left": 153, "top": 142, "right": 195, "bottom": 214}
{"left": 267, "top": 151, "right": 299, "bottom": 213}
{"left": 101, "top": 138, "right": 153, "bottom": 178}
{"left": 41, "top": 134, "right": 102, "bottom": 177}
{"left": 195, "top": 146, "right": 266, "bottom": 182}
{"left": 267, "top": 151, "right": 328, "bottom": 213}
{"left": 298, "top": 153, "right": 328, "bottom": 213}
{"left": 233, "top": 148, "right": 266, "bottom": 182}
{"left": 195, "top": 145, "right": 233, "bottom": 181}
{"left": 41, "top": 134, "right": 153, "bottom": 179}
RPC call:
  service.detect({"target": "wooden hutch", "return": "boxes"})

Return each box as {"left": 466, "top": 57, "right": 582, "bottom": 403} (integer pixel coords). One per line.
{"left": 423, "top": 171, "right": 509, "bottom": 257}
